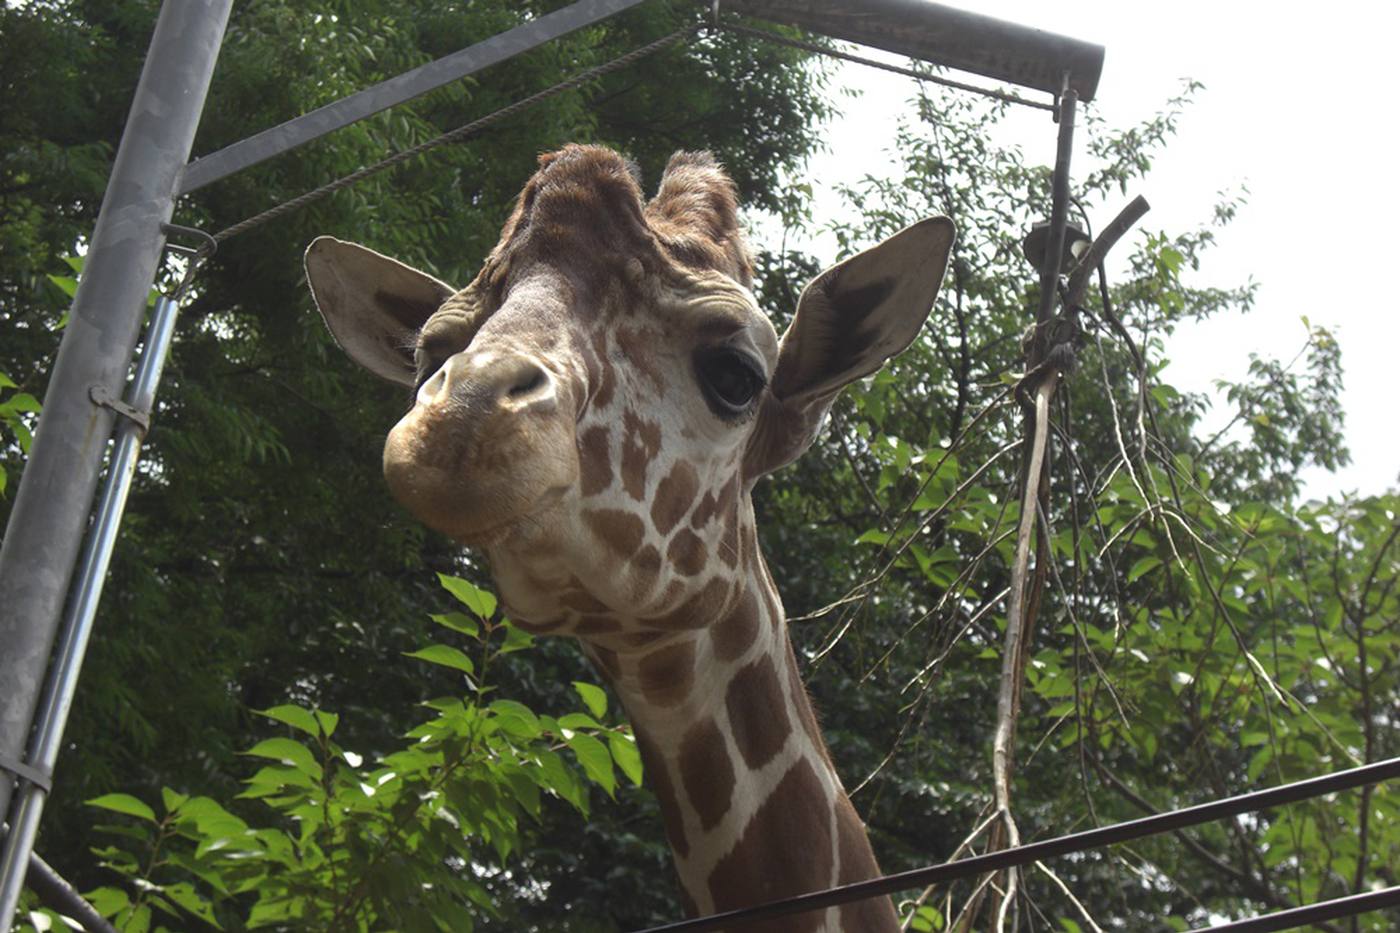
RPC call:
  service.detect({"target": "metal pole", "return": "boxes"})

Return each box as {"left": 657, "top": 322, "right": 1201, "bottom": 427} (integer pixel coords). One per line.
{"left": 178, "top": 0, "right": 650, "bottom": 194}
{"left": 24, "top": 846, "right": 119, "bottom": 933}
{"left": 718, "top": 0, "right": 1104, "bottom": 101}
{"left": 1036, "top": 85, "right": 1078, "bottom": 327}
{"left": 0, "top": 0, "right": 231, "bottom": 823}
{"left": 0, "top": 293, "right": 183, "bottom": 928}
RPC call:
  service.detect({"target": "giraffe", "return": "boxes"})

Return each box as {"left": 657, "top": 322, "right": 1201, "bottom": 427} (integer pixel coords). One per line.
{"left": 304, "top": 144, "right": 953, "bottom": 931}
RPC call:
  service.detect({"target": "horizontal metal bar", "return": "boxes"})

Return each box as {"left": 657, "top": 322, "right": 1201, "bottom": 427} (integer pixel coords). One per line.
{"left": 718, "top": 0, "right": 1104, "bottom": 101}
{"left": 635, "top": 756, "right": 1400, "bottom": 932}
{"left": 25, "top": 848, "right": 119, "bottom": 933}
{"left": 1192, "top": 885, "right": 1400, "bottom": 932}
{"left": 178, "top": 0, "right": 648, "bottom": 194}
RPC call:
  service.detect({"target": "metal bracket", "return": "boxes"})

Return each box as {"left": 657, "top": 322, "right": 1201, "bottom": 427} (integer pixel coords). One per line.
{"left": 89, "top": 385, "right": 150, "bottom": 434}
{"left": 0, "top": 754, "right": 52, "bottom": 793}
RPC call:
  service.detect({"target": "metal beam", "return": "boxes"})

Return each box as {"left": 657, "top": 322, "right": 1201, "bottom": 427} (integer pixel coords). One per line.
{"left": 178, "top": 0, "right": 649, "bottom": 195}
{"left": 0, "top": 0, "right": 230, "bottom": 870}
{"left": 719, "top": 0, "right": 1104, "bottom": 102}
{"left": 26, "top": 848, "right": 118, "bottom": 933}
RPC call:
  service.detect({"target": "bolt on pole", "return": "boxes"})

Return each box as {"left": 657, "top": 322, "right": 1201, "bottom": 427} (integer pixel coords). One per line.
{"left": 0, "top": 0, "right": 231, "bottom": 837}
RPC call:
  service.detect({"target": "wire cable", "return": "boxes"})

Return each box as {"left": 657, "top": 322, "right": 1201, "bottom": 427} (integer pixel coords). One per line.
{"left": 208, "top": 23, "right": 699, "bottom": 245}
{"left": 712, "top": 21, "right": 1055, "bottom": 112}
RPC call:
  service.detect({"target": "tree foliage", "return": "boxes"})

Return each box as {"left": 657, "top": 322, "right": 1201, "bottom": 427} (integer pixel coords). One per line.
{"left": 59, "top": 576, "right": 643, "bottom": 932}
{"left": 752, "top": 82, "right": 1397, "bottom": 930}
{"left": 4, "top": 2, "right": 1396, "bottom": 931}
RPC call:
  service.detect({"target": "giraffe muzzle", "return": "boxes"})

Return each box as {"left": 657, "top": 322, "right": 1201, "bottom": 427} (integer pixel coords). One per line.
{"left": 418, "top": 350, "right": 558, "bottom": 419}
{"left": 383, "top": 348, "right": 576, "bottom": 544}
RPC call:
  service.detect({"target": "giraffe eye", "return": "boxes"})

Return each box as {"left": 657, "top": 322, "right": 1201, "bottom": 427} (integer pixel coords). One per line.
{"left": 695, "top": 348, "right": 765, "bottom": 417}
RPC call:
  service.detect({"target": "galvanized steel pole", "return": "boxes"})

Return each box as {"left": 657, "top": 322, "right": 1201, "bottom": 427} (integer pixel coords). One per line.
{"left": 0, "top": 0, "right": 231, "bottom": 825}
{"left": 0, "top": 292, "right": 186, "bottom": 928}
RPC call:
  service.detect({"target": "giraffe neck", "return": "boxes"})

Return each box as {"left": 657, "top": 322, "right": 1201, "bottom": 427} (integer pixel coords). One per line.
{"left": 585, "top": 539, "right": 899, "bottom": 932}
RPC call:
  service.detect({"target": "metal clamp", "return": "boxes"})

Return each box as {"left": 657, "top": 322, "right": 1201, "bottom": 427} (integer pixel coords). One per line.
{"left": 0, "top": 754, "right": 52, "bottom": 793}
{"left": 89, "top": 384, "right": 150, "bottom": 434}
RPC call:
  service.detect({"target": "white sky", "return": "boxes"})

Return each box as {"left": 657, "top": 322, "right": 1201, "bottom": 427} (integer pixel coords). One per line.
{"left": 785, "top": 0, "right": 1398, "bottom": 499}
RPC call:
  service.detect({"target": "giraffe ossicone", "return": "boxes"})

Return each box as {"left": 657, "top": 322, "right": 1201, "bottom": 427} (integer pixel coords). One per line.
{"left": 305, "top": 145, "right": 954, "bottom": 931}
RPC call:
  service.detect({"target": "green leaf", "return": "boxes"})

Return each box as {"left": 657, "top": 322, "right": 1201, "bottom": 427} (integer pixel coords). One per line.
{"left": 0, "top": 392, "right": 41, "bottom": 415}
{"left": 405, "top": 644, "right": 475, "bottom": 675}
{"left": 438, "top": 573, "right": 497, "bottom": 618}
{"left": 431, "top": 611, "right": 479, "bottom": 638}
{"left": 609, "top": 731, "right": 644, "bottom": 786}
{"left": 256, "top": 704, "right": 319, "bottom": 737}
{"left": 1127, "top": 555, "right": 1162, "bottom": 583}
{"left": 247, "top": 896, "right": 299, "bottom": 929}
{"left": 163, "top": 882, "right": 223, "bottom": 930}
{"left": 489, "top": 700, "right": 541, "bottom": 739}
{"left": 313, "top": 709, "right": 339, "bottom": 738}
{"left": 498, "top": 621, "right": 533, "bottom": 654}
{"left": 534, "top": 750, "right": 586, "bottom": 813}
{"left": 46, "top": 274, "right": 78, "bottom": 299}
{"left": 557, "top": 712, "right": 601, "bottom": 730}
{"left": 856, "top": 528, "right": 893, "bottom": 547}
{"left": 567, "top": 732, "right": 615, "bottom": 796}
{"left": 86, "top": 793, "right": 156, "bottom": 822}
{"left": 160, "top": 787, "right": 188, "bottom": 815}
{"left": 86, "top": 886, "right": 130, "bottom": 918}
{"left": 572, "top": 681, "right": 608, "bottom": 719}
{"left": 243, "top": 738, "right": 322, "bottom": 779}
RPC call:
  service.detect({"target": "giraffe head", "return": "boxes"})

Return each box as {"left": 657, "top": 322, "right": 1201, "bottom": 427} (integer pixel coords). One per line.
{"left": 305, "top": 145, "right": 953, "bottom": 643}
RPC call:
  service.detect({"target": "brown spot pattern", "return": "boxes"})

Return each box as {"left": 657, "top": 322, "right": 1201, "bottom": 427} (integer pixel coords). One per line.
{"left": 637, "top": 639, "right": 696, "bottom": 707}
{"left": 591, "top": 330, "right": 616, "bottom": 410}
{"left": 635, "top": 728, "right": 689, "bottom": 859}
{"left": 634, "top": 544, "right": 662, "bottom": 577}
{"left": 559, "top": 584, "right": 610, "bottom": 614}
{"left": 706, "top": 758, "right": 833, "bottom": 931}
{"left": 651, "top": 577, "right": 728, "bottom": 630}
{"left": 679, "top": 717, "right": 735, "bottom": 832}
{"left": 511, "top": 616, "right": 565, "bottom": 634}
{"left": 725, "top": 655, "right": 792, "bottom": 770}
{"left": 584, "top": 508, "right": 644, "bottom": 558}
{"left": 620, "top": 409, "right": 662, "bottom": 501}
{"left": 578, "top": 426, "right": 612, "bottom": 496}
{"left": 665, "top": 528, "right": 707, "bottom": 577}
{"left": 835, "top": 796, "right": 899, "bottom": 927}
{"left": 589, "top": 645, "right": 621, "bottom": 680}
{"left": 651, "top": 461, "right": 699, "bottom": 535}
{"left": 690, "top": 489, "right": 720, "bottom": 530}
{"left": 576, "top": 615, "right": 623, "bottom": 636}
{"left": 615, "top": 325, "right": 665, "bottom": 390}
{"left": 711, "top": 589, "right": 759, "bottom": 661}
{"left": 678, "top": 886, "right": 699, "bottom": 918}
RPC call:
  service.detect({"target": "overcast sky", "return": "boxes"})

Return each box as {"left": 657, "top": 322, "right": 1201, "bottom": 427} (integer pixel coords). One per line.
{"left": 785, "top": 0, "right": 1398, "bottom": 500}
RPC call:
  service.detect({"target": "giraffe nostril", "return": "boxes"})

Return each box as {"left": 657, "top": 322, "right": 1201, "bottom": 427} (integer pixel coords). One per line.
{"left": 508, "top": 366, "right": 548, "bottom": 399}
{"left": 418, "top": 366, "right": 448, "bottom": 404}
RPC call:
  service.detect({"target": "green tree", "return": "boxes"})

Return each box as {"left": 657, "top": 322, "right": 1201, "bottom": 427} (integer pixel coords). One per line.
{"left": 2, "top": 1, "right": 829, "bottom": 928}
{"left": 6, "top": 2, "right": 1395, "bottom": 930}
{"left": 751, "top": 81, "right": 1396, "bottom": 930}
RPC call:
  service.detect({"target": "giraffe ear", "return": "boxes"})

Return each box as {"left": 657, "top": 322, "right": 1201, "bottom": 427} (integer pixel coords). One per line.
{"left": 746, "top": 217, "right": 956, "bottom": 478}
{"left": 305, "top": 236, "right": 456, "bottom": 386}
